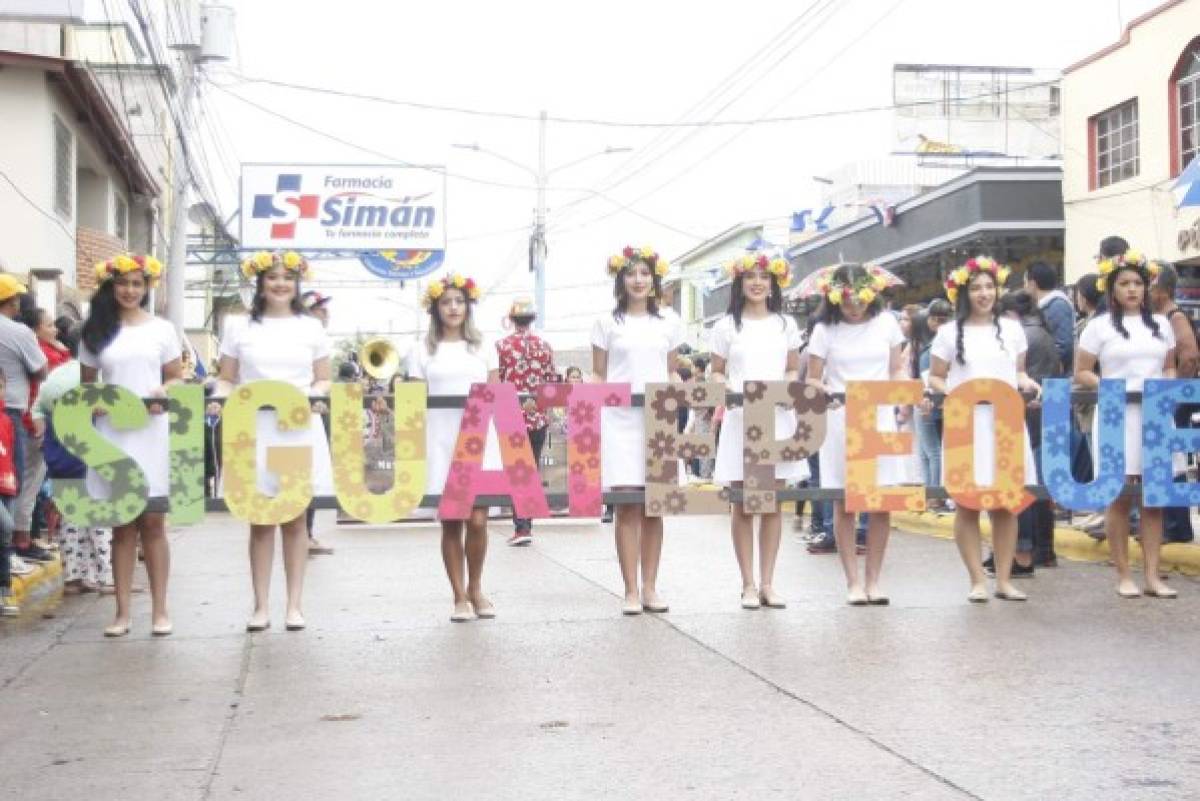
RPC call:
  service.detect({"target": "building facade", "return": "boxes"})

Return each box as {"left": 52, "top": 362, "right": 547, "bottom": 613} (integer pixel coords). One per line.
{"left": 0, "top": 34, "right": 159, "bottom": 318}
{"left": 1062, "top": 0, "right": 1200, "bottom": 298}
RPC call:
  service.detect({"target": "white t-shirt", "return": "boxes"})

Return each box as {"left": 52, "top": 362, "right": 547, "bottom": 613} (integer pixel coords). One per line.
{"left": 1078, "top": 313, "right": 1176, "bottom": 391}
{"left": 807, "top": 313, "right": 904, "bottom": 390}
{"left": 407, "top": 338, "right": 499, "bottom": 393}
{"left": 79, "top": 316, "right": 181, "bottom": 393}
{"left": 930, "top": 318, "right": 1028, "bottom": 391}
{"left": 591, "top": 311, "right": 685, "bottom": 391}
{"left": 709, "top": 314, "right": 801, "bottom": 388}
{"left": 219, "top": 315, "right": 331, "bottom": 389}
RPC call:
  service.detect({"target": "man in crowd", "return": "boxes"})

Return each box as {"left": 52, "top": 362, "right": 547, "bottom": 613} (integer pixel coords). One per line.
{"left": 0, "top": 275, "right": 47, "bottom": 563}
{"left": 1024, "top": 261, "right": 1075, "bottom": 372}
{"left": 1150, "top": 261, "right": 1199, "bottom": 544}
{"left": 496, "top": 299, "right": 556, "bottom": 546}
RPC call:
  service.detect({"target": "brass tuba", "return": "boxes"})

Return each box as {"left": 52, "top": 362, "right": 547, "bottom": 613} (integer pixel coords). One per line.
{"left": 359, "top": 336, "right": 400, "bottom": 381}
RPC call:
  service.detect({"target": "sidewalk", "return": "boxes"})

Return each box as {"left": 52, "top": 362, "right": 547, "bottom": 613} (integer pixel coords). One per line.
{"left": 891, "top": 510, "right": 1200, "bottom": 575}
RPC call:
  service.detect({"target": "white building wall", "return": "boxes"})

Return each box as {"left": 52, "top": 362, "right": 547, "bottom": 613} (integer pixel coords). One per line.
{"left": 1062, "top": 0, "right": 1200, "bottom": 281}
{"left": 0, "top": 62, "right": 146, "bottom": 283}
{"left": 0, "top": 66, "right": 73, "bottom": 275}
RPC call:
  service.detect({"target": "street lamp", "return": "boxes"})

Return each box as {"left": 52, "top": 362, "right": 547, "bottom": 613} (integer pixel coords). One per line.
{"left": 453, "top": 122, "right": 631, "bottom": 328}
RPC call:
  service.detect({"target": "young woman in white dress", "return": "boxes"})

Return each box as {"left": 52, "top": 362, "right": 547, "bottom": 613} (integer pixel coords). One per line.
{"left": 806, "top": 263, "right": 904, "bottom": 606}
{"left": 711, "top": 254, "right": 807, "bottom": 610}
{"left": 927, "top": 258, "right": 1041, "bottom": 603}
{"left": 1075, "top": 251, "right": 1178, "bottom": 599}
{"left": 592, "top": 246, "right": 683, "bottom": 616}
{"left": 80, "top": 254, "right": 180, "bottom": 638}
{"left": 216, "top": 251, "right": 333, "bottom": 632}
{"left": 407, "top": 274, "right": 501, "bottom": 622}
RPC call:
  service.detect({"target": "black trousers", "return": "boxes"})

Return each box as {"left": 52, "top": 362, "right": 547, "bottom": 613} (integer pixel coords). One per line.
{"left": 513, "top": 426, "right": 548, "bottom": 533}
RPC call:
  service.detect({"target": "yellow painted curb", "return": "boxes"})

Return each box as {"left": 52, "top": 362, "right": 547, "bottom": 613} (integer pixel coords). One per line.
{"left": 10, "top": 557, "right": 64, "bottom": 612}
{"left": 891, "top": 511, "right": 1200, "bottom": 577}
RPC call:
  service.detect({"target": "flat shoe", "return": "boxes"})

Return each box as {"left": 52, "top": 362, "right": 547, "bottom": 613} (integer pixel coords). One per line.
{"left": 103, "top": 624, "right": 130, "bottom": 638}
{"left": 866, "top": 594, "right": 890, "bottom": 606}
{"left": 245, "top": 620, "right": 271, "bottom": 632}
{"left": 641, "top": 601, "right": 669, "bottom": 613}
{"left": 967, "top": 588, "right": 989, "bottom": 604}
{"left": 1117, "top": 587, "right": 1142, "bottom": 599}
{"left": 151, "top": 623, "right": 173, "bottom": 637}
{"left": 621, "top": 599, "right": 643, "bottom": 616}
{"left": 471, "top": 599, "right": 497, "bottom": 619}
{"left": 847, "top": 589, "right": 869, "bottom": 606}
{"left": 993, "top": 590, "right": 1027, "bottom": 602}
{"left": 740, "top": 589, "right": 761, "bottom": 610}
{"left": 1145, "top": 587, "right": 1178, "bottom": 599}
{"left": 285, "top": 619, "right": 306, "bottom": 631}
{"left": 758, "top": 590, "right": 786, "bottom": 609}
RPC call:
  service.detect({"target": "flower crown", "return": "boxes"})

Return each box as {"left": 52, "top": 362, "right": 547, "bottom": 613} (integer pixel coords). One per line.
{"left": 943, "top": 256, "right": 1011, "bottom": 304}
{"left": 93, "top": 253, "right": 164, "bottom": 286}
{"left": 607, "top": 246, "right": 669, "bottom": 277}
{"left": 817, "top": 264, "right": 888, "bottom": 306}
{"left": 1095, "top": 249, "right": 1158, "bottom": 292}
{"left": 239, "top": 250, "right": 312, "bottom": 281}
{"left": 424, "top": 273, "right": 482, "bottom": 309}
{"left": 725, "top": 253, "right": 793, "bottom": 288}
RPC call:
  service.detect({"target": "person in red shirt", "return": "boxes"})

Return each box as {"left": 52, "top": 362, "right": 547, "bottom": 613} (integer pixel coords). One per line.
{"left": 0, "top": 369, "right": 19, "bottom": 616}
{"left": 495, "top": 300, "right": 557, "bottom": 546}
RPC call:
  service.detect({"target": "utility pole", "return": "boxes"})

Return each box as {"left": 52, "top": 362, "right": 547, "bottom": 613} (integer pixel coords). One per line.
{"left": 532, "top": 109, "right": 548, "bottom": 330}
{"left": 165, "top": 50, "right": 195, "bottom": 333}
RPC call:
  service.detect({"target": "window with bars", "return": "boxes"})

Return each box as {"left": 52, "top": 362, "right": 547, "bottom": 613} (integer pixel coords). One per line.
{"left": 114, "top": 193, "right": 128, "bottom": 242}
{"left": 1093, "top": 100, "right": 1139, "bottom": 188}
{"left": 53, "top": 115, "right": 72, "bottom": 218}
{"left": 1178, "top": 47, "right": 1200, "bottom": 172}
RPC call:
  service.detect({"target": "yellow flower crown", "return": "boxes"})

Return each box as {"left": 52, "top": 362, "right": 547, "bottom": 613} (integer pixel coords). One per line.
{"left": 239, "top": 250, "right": 312, "bottom": 281}
{"left": 93, "top": 253, "right": 164, "bottom": 286}
{"left": 724, "top": 253, "right": 793, "bottom": 289}
{"left": 817, "top": 264, "right": 887, "bottom": 306}
{"left": 1095, "top": 249, "right": 1158, "bottom": 293}
{"left": 424, "top": 273, "right": 482, "bottom": 309}
{"left": 943, "top": 256, "right": 1011, "bottom": 304}
{"left": 607, "top": 246, "right": 669, "bottom": 277}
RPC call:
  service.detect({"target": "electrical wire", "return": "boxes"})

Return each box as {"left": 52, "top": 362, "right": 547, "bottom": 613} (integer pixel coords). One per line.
{"left": 0, "top": 168, "right": 75, "bottom": 240}
{"left": 207, "top": 79, "right": 710, "bottom": 240}
{"left": 215, "top": 61, "right": 1057, "bottom": 130}
{"left": 549, "top": 0, "right": 912, "bottom": 237}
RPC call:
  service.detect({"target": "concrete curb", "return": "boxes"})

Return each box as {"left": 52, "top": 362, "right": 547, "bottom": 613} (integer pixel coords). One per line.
{"left": 9, "top": 557, "right": 63, "bottom": 614}
{"left": 891, "top": 511, "right": 1200, "bottom": 576}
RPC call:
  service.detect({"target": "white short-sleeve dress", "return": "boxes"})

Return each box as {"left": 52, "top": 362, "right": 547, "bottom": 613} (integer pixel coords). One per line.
{"left": 407, "top": 339, "right": 502, "bottom": 495}
{"left": 79, "top": 317, "right": 181, "bottom": 499}
{"left": 219, "top": 314, "right": 334, "bottom": 496}
{"left": 930, "top": 318, "right": 1038, "bottom": 486}
{"left": 591, "top": 311, "right": 685, "bottom": 488}
{"left": 1078, "top": 314, "right": 1176, "bottom": 475}
{"left": 710, "top": 313, "right": 810, "bottom": 484}
{"left": 808, "top": 313, "right": 905, "bottom": 489}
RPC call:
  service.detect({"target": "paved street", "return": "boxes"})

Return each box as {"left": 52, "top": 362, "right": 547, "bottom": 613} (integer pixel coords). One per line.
{"left": 1, "top": 512, "right": 1198, "bottom": 800}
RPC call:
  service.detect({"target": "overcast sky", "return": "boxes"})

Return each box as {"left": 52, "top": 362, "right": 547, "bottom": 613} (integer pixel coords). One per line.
{"left": 161, "top": 0, "right": 1162, "bottom": 349}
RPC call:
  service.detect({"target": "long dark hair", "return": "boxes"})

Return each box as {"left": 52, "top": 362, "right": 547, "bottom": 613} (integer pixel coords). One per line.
{"left": 952, "top": 270, "right": 1005, "bottom": 366}
{"left": 726, "top": 273, "right": 785, "bottom": 331}
{"left": 814, "top": 263, "right": 883, "bottom": 326}
{"left": 249, "top": 269, "right": 306, "bottom": 322}
{"left": 1106, "top": 264, "right": 1162, "bottom": 340}
{"left": 611, "top": 262, "right": 663, "bottom": 322}
{"left": 82, "top": 277, "right": 149, "bottom": 356}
